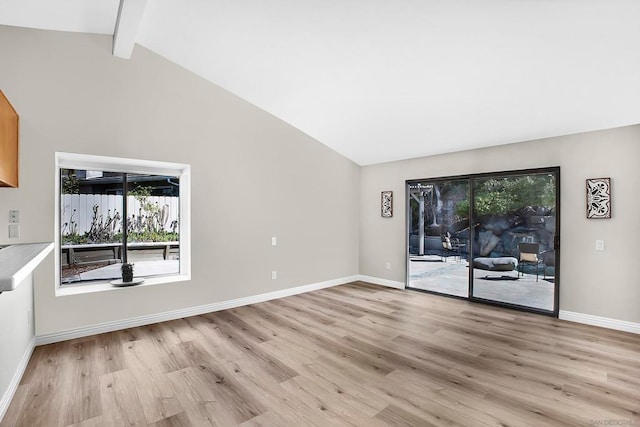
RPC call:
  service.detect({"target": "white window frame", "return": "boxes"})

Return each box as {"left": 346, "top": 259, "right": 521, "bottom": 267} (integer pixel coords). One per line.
{"left": 54, "top": 152, "right": 191, "bottom": 296}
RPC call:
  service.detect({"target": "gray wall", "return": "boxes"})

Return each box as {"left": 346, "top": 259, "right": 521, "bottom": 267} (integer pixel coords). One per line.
{"left": 0, "top": 26, "right": 360, "bottom": 335}
{"left": 360, "top": 126, "right": 640, "bottom": 323}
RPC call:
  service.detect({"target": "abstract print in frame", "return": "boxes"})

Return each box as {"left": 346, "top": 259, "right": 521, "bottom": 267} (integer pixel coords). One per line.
{"left": 586, "top": 177, "right": 611, "bottom": 219}
{"left": 381, "top": 191, "right": 393, "bottom": 218}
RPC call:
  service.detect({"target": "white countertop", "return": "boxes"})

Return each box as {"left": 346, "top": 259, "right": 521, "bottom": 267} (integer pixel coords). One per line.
{"left": 0, "top": 242, "right": 54, "bottom": 292}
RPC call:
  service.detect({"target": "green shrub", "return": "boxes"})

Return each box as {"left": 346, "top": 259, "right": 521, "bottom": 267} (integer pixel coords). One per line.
{"left": 474, "top": 175, "right": 555, "bottom": 215}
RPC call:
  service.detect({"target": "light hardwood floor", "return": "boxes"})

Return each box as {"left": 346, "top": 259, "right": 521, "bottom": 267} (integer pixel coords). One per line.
{"left": 2, "top": 282, "right": 639, "bottom": 426}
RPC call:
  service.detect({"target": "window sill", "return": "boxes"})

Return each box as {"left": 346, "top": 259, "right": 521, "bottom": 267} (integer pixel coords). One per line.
{"left": 55, "top": 274, "right": 190, "bottom": 297}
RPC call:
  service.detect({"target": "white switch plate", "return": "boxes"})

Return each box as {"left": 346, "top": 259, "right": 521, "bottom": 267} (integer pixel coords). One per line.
{"left": 9, "top": 210, "right": 19, "bottom": 223}
{"left": 271, "top": 271, "right": 277, "bottom": 280}
{"left": 271, "top": 237, "right": 277, "bottom": 246}
{"left": 595, "top": 240, "right": 605, "bottom": 251}
{"left": 9, "top": 224, "right": 19, "bottom": 238}
{"left": 385, "top": 262, "right": 391, "bottom": 270}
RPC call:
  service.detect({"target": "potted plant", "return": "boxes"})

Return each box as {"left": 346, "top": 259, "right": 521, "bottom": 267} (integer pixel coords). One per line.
{"left": 121, "top": 263, "right": 134, "bottom": 283}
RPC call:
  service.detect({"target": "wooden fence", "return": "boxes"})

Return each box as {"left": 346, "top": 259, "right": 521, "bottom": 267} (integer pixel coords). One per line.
{"left": 61, "top": 194, "right": 179, "bottom": 235}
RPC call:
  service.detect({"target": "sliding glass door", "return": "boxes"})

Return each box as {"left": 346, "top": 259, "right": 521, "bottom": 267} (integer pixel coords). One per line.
{"left": 407, "top": 179, "right": 470, "bottom": 297}
{"left": 471, "top": 171, "right": 558, "bottom": 312}
{"left": 406, "top": 167, "right": 559, "bottom": 315}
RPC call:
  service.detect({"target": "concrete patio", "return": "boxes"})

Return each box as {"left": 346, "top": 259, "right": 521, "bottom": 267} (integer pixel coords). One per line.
{"left": 408, "top": 255, "right": 554, "bottom": 311}
{"left": 63, "top": 260, "right": 179, "bottom": 283}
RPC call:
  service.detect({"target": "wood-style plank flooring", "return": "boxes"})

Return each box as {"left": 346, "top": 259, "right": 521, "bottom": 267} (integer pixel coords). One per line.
{"left": 3, "top": 282, "right": 639, "bottom": 426}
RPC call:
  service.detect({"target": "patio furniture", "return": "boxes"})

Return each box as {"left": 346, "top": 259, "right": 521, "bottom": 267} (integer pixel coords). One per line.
{"left": 517, "top": 242, "right": 544, "bottom": 282}
{"left": 473, "top": 257, "right": 518, "bottom": 272}
{"left": 441, "top": 233, "right": 462, "bottom": 261}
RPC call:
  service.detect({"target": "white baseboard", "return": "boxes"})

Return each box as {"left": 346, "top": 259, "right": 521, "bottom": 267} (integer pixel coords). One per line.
{"left": 357, "top": 275, "right": 405, "bottom": 290}
{"left": 353, "top": 281, "right": 640, "bottom": 335}
{"left": 0, "top": 337, "right": 35, "bottom": 423}
{"left": 35, "top": 275, "right": 359, "bottom": 345}
{"left": 559, "top": 310, "right": 640, "bottom": 335}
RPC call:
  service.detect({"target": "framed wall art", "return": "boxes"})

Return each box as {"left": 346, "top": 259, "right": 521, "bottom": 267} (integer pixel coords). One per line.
{"left": 586, "top": 177, "right": 611, "bottom": 219}
{"left": 381, "top": 191, "right": 393, "bottom": 218}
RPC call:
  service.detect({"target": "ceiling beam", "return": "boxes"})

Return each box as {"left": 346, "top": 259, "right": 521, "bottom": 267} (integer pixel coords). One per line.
{"left": 112, "top": 0, "right": 148, "bottom": 59}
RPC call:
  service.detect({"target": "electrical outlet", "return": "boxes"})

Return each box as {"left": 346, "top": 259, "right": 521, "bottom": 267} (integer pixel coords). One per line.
{"left": 8, "top": 224, "right": 19, "bottom": 238}
{"left": 595, "top": 240, "right": 605, "bottom": 251}
{"left": 272, "top": 271, "right": 277, "bottom": 280}
{"left": 272, "top": 237, "right": 277, "bottom": 246}
{"left": 9, "top": 210, "right": 19, "bottom": 223}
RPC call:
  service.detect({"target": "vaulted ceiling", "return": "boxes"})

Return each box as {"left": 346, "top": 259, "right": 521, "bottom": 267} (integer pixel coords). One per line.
{"left": 2, "top": 0, "right": 639, "bottom": 165}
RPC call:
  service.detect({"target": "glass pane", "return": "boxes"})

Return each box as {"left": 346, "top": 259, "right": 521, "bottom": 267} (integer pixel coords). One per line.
{"left": 60, "top": 170, "right": 181, "bottom": 284}
{"left": 471, "top": 173, "right": 556, "bottom": 311}
{"left": 60, "top": 169, "right": 124, "bottom": 284}
{"left": 125, "top": 174, "right": 180, "bottom": 278}
{"left": 407, "top": 179, "right": 470, "bottom": 297}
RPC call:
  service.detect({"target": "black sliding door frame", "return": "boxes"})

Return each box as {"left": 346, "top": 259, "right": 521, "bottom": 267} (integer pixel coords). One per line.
{"left": 406, "top": 166, "right": 561, "bottom": 317}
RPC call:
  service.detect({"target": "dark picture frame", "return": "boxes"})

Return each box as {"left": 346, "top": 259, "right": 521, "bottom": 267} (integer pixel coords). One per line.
{"left": 586, "top": 177, "right": 611, "bottom": 219}
{"left": 381, "top": 191, "right": 393, "bottom": 217}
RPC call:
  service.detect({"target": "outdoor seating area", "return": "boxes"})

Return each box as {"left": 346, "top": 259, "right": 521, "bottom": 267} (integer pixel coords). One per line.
{"left": 441, "top": 233, "right": 466, "bottom": 262}
{"left": 517, "top": 242, "right": 545, "bottom": 281}
{"left": 61, "top": 241, "right": 179, "bottom": 266}
{"left": 473, "top": 256, "right": 518, "bottom": 272}
{"left": 409, "top": 254, "right": 554, "bottom": 310}
{"left": 407, "top": 174, "right": 557, "bottom": 312}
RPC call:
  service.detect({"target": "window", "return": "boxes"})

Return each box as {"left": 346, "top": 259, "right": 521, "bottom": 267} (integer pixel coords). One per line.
{"left": 55, "top": 153, "right": 190, "bottom": 294}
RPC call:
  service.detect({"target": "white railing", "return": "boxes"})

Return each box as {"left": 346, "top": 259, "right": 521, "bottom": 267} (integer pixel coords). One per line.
{"left": 61, "top": 194, "right": 179, "bottom": 235}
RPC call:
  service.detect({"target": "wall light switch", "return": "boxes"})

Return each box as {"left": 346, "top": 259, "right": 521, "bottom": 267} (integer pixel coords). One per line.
{"left": 271, "top": 237, "right": 277, "bottom": 246}
{"left": 271, "top": 271, "right": 277, "bottom": 280}
{"left": 595, "top": 240, "right": 605, "bottom": 251}
{"left": 385, "top": 262, "right": 391, "bottom": 270}
{"left": 9, "top": 210, "right": 19, "bottom": 223}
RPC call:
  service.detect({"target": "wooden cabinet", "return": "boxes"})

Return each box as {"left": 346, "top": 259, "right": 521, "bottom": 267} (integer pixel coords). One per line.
{"left": 0, "top": 90, "right": 19, "bottom": 188}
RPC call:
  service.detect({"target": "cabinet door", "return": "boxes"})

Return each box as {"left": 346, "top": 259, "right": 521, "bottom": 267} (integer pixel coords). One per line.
{"left": 0, "top": 90, "right": 19, "bottom": 188}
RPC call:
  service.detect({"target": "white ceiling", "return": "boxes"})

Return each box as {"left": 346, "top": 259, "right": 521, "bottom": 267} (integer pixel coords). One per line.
{"left": 2, "top": 0, "right": 640, "bottom": 165}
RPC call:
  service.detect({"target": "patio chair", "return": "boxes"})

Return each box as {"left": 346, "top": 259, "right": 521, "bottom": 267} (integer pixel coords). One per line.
{"left": 441, "top": 233, "right": 461, "bottom": 261}
{"left": 517, "top": 242, "right": 544, "bottom": 282}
